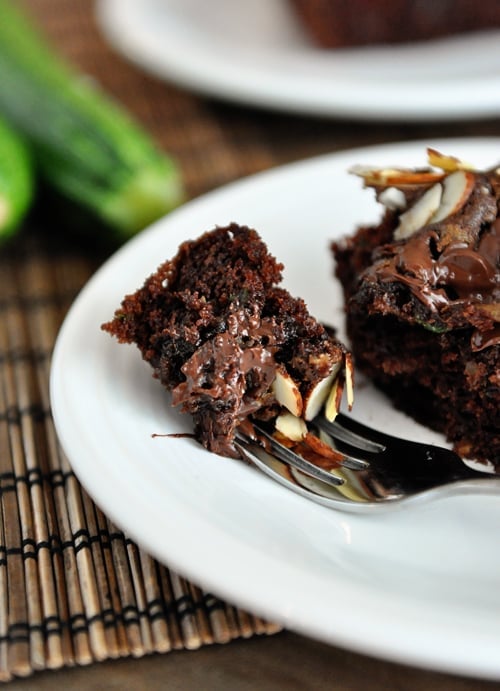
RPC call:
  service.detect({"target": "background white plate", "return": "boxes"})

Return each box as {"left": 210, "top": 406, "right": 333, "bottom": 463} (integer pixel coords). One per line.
{"left": 51, "top": 138, "right": 500, "bottom": 680}
{"left": 97, "top": 0, "right": 500, "bottom": 121}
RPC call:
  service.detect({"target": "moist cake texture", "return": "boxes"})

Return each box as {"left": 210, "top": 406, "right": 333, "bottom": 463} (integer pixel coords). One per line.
{"left": 333, "top": 149, "right": 499, "bottom": 467}
{"left": 103, "top": 224, "right": 350, "bottom": 458}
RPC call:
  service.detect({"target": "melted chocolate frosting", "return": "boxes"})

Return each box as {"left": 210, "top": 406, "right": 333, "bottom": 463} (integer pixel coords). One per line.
{"left": 363, "top": 172, "right": 500, "bottom": 349}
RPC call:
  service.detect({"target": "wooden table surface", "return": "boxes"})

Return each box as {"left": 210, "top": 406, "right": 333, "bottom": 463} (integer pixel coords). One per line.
{"left": 4, "top": 1, "right": 500, "bottom": 688}
{"left": 9, "top": 629, "right": 500, "bottom": 690}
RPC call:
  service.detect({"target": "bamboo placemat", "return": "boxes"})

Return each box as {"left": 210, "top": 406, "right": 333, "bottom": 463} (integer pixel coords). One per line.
{"left": 0, "top": 230, "right": 281, "bottom": 682}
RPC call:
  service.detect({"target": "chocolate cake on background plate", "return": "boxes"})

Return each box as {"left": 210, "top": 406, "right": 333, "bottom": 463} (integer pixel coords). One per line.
{"left": 103, "top": 224, "right": 353, "bottom": 460}
{"left": 333, "top": 148, "right": 499, "bottom": 468}
{"left": 289, "top": 0, "right": 500, "bottom": 48}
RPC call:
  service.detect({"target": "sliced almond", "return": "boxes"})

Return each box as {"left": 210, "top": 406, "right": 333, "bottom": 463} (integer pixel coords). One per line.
{"left": 325, "top": 376, "right": 344, "bottom": 422}
{"left": 350, "top": 165, "right": 444, "bottom": 187}
{"left": 349, "top": 165, "right": 405, "bottom": 185}
{"left": 383, "top": 170, "right": 445, "bottom": 186}
{"left": 430, "top": 170, "right": 475, "bottom": 224}
{"left": 394, "top": 182, "right": 442, "bottom": 240}
{"left": 427, "top": 148, "right": 474, "bottom": 172}
{"left": 303, "top": 363, "right": 341, "bottom": 421}
{"left": 345, "top": 353, "right": 354, "bottom": 411}
{"left": 275, "top": 412, "right": 307, "bottom": 442}
{"left": 378, "top": 186, "right": 407, "bottom": 211}
{"left": 303, "top": 433, "right": 345, "bottom": 464}
{"left": 272, "top": 366, "right": 303, "bottom": 417}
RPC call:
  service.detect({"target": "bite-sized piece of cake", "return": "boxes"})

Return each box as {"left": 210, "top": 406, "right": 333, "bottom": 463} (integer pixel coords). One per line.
{"left": 333, "top": 149, "right": 499, "bottom": 467}
{"left": 103, "top": 224, "right": 352, "bottom": 458}
{"left": 289, "top": 0, "right": 500, "bottom": 48}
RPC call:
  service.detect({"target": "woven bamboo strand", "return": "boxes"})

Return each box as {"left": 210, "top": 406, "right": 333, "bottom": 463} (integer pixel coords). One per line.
{"left": 92, "top": 504, "right": 133, "bottom": 658}
{"left": 78, "top": 491, "right": 122, "bottom": 660}
{"left": 105, "top": 518, "right": 145, "bottom": 657}
{"left": 64, "top": 476, "right": 111, "bottom": 662}
{"left": 137, "top": 550, "right": 172, "bottom": 654}
{"left": 187, "top": 582, "right": 231, "bottom": 645}
{"left": 156, "top": 563, "right": 185, "bottom": 651}
{"left": 81, "top": 490, "right": 120, "bottom": 658}
{"left": 219, "top": 601, "right": 243, "bottom": 640}
{"left": 168, "top": 572, "right": 203, "bottom": 650}
{"left": 251, "top": 614, "right": 282, "bottom": 637}
{"left": 232, "top": 606, "right": 255, "bottom": 639}
{"left": 124, "top": 540, "right": 155, "bottom": 656}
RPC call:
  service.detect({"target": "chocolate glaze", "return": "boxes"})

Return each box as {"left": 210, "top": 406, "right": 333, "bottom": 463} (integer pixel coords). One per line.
{"left": 363, "top": 173, "right": 500, "bottom": 348}
{"left": 172, "top": 311, "right": 278, "bottom": 418}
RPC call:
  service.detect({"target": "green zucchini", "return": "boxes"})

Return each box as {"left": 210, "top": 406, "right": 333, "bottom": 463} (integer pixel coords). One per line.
{"left": 0, "top": 115, "right": 34, "bottom": 242}
{"left": 0, "top": 0, "right": 183, "bottom": 240}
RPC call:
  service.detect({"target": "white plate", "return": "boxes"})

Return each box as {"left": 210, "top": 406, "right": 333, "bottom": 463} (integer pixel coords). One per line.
{"left": 96, "top": 0, "right": 500, "bottom": 121}
{"left": 51, "top": 138, "right": 500, "bottom": 680}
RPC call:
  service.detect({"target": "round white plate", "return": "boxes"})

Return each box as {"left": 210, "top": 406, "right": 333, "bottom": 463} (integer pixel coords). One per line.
{"left": 96, "top": 0, "right": 500, "bottom": 121}
{"left": 51, "top": 138, "right": 500, "bottom": 680}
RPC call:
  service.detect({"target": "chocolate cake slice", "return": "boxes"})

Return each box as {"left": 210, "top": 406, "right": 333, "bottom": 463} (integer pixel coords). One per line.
{"left": 333, "top": 149, "right": 499, "bottom": 467}
{"left": 289, "top": 0, "right": 500, "bottom": 48}
{"left": 103, "top": 224, "right": 351, "bottom": 458}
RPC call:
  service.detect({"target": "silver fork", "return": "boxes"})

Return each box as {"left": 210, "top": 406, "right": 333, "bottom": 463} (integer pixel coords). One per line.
{"left": 235, "top": 414, "right": 500, "bottom": 512}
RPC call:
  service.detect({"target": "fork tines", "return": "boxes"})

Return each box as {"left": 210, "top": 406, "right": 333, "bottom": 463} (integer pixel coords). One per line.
{"left": 238, "top": 414, "right": 380, "bottom": 490}
{"left": 237, "top": 425, "right": 345, "bottom": 487}
{"left": 315, "top": 414, "right": 386, "bottom": 454}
